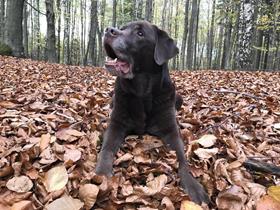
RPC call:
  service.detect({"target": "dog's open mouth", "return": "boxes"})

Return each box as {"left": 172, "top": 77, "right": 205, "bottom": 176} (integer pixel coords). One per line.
{"left": 104, "top": 44, "right": 132, "bottom": 77}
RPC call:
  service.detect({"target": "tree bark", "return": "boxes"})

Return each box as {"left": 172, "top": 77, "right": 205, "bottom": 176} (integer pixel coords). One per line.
{"left": 85, "top": 0, "right": 98, "bottom": 66}
{"left": 97, "top": 0, "right": 106, "bottom": 66}
{"left": 186, "top": 0, "right": 198, "bottom": 70}
{"left": 236, "top": 0, "right": 255, "bottom": 70}
{"left": 45, "top": 0, "right": 57, "bottom": 63}
{"left": 137, "top": 0, "right": 143, "bottom": 19}
{"left": 207, "top": 0, "right": 215, "bottom": 69}
{"left": 180, "top": 0, "right": 190, "bottom": 70}
{"left": 56, "top": 0, "right": 61, "bottom": 63}
{"left": 145, "top": 0, "right": 153, "bottom": 22}
{"left": 112, "top": 0, "right": 117, "bottom": 27}
{"left": 0, "top": 0, "right": 5, "bottom": 42}
{"left": 23, "top": 2, "right": 29, "bottom": 57}
{"left": 63, "top": 0, "right": 71, "bottom": 64}
{"left": 5, "top": 0, "right": 25, "bottom": 57}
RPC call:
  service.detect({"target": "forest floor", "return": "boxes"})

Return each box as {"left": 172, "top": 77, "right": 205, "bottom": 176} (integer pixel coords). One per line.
{"left": 0, "top": 55, "right": 280, "bottom": 210}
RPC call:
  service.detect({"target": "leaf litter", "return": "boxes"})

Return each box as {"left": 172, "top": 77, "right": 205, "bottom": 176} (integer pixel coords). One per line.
{"left": 0, "top": 56, "right": 280, "bottom": 209}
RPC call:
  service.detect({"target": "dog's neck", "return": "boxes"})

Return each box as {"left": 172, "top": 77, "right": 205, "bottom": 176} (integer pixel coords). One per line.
{"left": 118, "top": 63, "right": 171, "bottom": 97}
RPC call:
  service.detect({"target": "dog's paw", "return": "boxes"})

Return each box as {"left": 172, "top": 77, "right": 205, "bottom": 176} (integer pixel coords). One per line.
{"left": 95, "top": 163, "right": 113, "bottom": 177}
{"left": 179, "top": 171, "right": 210, "bottom": 205}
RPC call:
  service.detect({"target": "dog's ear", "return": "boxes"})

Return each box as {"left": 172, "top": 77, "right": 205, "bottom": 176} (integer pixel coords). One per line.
{"left": 154, "top": 27, "right": 179, "bottom": 66}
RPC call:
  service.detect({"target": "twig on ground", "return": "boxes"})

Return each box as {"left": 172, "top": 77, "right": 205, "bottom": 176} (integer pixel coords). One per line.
{"left": 213, "top": 89, "right": 262, "bottom": 100}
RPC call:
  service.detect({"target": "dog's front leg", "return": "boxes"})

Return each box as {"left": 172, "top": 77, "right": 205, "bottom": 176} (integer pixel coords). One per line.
{"left": 161, "top": 129, "right": 210, "bottom": 205}
{"left": 95, "top": 123, "right": 126, "bottom": 176}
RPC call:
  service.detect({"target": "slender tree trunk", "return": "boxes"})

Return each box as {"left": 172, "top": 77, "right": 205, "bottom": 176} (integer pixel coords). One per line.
{"left": 70, "top": 0, "right": 77, "bottom": 64}
{"left": 145, "top": 0, "right": 153, "bottom": 22}
{"left": 161, "top": 0, "right": 167, "bottom": 30}
{"left": 85, "top": 0, "right": 98, "bottom": 66}
{"left": 0, "top": 0, "right": 5, "bottom": 42}
{"left": 35, "top": 0, "right": 40, "bottom": 59}
{"left": 186, "top": 0, "right": 198, "bottom": 70}
{"left": 23, "top": 2, "right": 29, "bottom": 57}
{"left": 63, "top": 0, "right": 71, "bottom": 64}
{"left": 207, "top": 0, "right": 215, "bottom": 69}
{"left": 137, "top": 0, "right": 143, "bottom": 19}
{"left": 56, "top": 0, "right": 61, "bottom": 63}
{"left": 112, "top": 0, "right": 117, "bottom": 27}
{"left": 97, "top": 0, "right": 106, "bottom": 66}
{"left": 180, "top": 0, "right": 190, "bottom": 70}
{"left": 214, "top": 21, "right": 224, "bottom": 69}
{"left": 236, "top": 0, "right": 255, "bottom": 70}
{"left": 253, "top": 29, "right": 263, "bottom": 70}
{"left": 45, "top": 0, "right": 57, "bottom": 62}
{"left": 172, "top": 0, "right": 180, "bottom": 69}
{"left": 167, "top": 0, "right": 174, "bottom": 33}
{"left": 5, "top": 0, "right": 25, "bottom": 57}
{"left": 221, "top": 12, "right": 232, "bottom": 69}
{"left": 263, "top": 33, "right": 270, "bottom": 70}
{"left": 193, "top": 0, "right": 200, "bottom": 70}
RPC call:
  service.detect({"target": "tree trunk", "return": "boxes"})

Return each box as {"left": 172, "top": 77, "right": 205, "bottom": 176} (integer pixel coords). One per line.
{"left": 193, "top": 0, "right": 200, "bottom": 70}
{"left": 63, "top": 0, "right": 71, "bottom": 64}
{"left": 236, "top": 0, "right": 255, "bottom": 70}
{"left": 85, "top": 0, "right": 98, "bottom": 66}
{"left": 97, "top": 0, "right": 106, "bottom": 66}
{"left": 45, "top": 0, "right": 57, "bottom": 63}
{"left": 5, "top": 0, "right": 25, "bottom": 57}
{"left": 56, "top": 0, "right": 61, "bottom": 63}
{"left": 0, "top": 0, "right": 5, "bottom": 42}
{"left": 112, "top": 0, "right": 117, "bottom": 27}
{"left": 35, "top": 0, "right": 40, "bottom": 59}
{"left": 70, "top": 0, "right": 77, "bottom": 64}
{"left": 180, "top": 0, "right": 190, "bottom": 70}
{"left": 207, "top": 0, "right": 215, "bottom": 69}
{"left": 172, "top": 0, "right": 180, "bottom": 69}
{"left": 186, "top": 0, "right": 198, "bottom": 70}
{"left": 137, "top": 0, "right": 143, "bottom": 19}
{"left": 214, "top": 21, "right": 224, "bottom": 69}
{"left": 253, "top": 29, "right": 263, "bottom": 70}
{"left": 221, "top": 12, "right": 233, "bottom": 69}
{"left": 145, "top": 0, "right": 153, "bottom": 22}
{"left": 161, "top": 0, "right": 167, "bottom": 30}
{"left": 23, "top": 2, "right": 29, "bottom": 57}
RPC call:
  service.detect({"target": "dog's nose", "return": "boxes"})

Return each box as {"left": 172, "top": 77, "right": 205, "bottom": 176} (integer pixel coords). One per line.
{"left": 105, "top": 27, "right": 118, "bottom": 36}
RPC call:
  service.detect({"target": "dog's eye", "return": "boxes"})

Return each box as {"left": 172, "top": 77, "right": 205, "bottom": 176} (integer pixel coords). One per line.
{"left": 137, "top": 31, "right": 144, "bottom": 37}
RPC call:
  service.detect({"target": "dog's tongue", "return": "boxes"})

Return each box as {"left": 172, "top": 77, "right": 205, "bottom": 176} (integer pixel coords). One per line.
{"left": 105, "top": 58, "right": 130, "bottom": 74}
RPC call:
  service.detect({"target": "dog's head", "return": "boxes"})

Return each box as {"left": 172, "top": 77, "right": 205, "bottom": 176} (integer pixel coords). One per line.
{"left": 103, "top": 21, "right": 178, "bottom": 79}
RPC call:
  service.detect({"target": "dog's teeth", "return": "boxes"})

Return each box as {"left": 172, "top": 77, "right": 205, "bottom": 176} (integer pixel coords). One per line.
{"left": 105, "top": 56, "right": 108, "bottom": 61}
{"left": 114, "top": 58, "right": 117, "bottom": 62}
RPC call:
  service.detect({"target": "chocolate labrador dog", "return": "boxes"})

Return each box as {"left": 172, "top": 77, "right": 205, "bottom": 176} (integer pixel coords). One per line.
{"left": 95, "top": 21, "right": 209, "bottom": 204}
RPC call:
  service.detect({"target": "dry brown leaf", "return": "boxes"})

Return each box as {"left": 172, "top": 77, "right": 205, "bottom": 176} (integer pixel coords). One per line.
{"left": 194, "top": 148, "right": 218, "bottom": 160}
{"left": 195, "top": 134, "right": 217, "bottom": 148}
{"left": 161, "top": 196, "right": 175, "bottom": 210}
{"left": 0, "top": 100, "right": 17, "bottom": 108}
{"left": 56, "top": 129, "right": 84, "bottom": 142}
{"left": 134, "top": 174, "right": 168, "bottom": 196}
{"left": 64, "top": 148, "right": 82, "bottom": 163}
{"left": 216, "top": 185, "right": 247, "bottom": 210}
{"left": 115, "top": 153, "right": 133, "bottom": 165}
{"left": 79, "top": 184, "right": 99, "bottom": 209}
{"left": 272, "top": 123, "right": 280, "bottom": 130}
{"left": 45, "top": 195, "right": 84, "bottom": 210}
{"left": 6, "top": 176, "right": 33, "bottom": 193}
{"left": 180, "top": 200, "right": 202, "bottom": 210}
{"left": 43, "top": 165, "right": 68, "bottom": 192}
{"left": 256, "top": 195, "right": 280, "bottom": 210}
{"left": 11, "top": 200, "right": 34, "bottom": 210}
{"left": 40, "top": 133, "right": 51, "bottom": 152}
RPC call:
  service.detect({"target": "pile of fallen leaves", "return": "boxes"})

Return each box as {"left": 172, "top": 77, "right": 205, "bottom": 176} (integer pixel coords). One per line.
{"left": 0, "top": 55, "right": 280, "bottom": 210}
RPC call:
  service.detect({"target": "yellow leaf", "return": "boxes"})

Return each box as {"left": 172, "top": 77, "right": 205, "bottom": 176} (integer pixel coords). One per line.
{"left": 268, "top": 186, "right": 280, "bottom": 202}
{"left": 43, "top": 165, "right": 68, "bottom": 192}
{"left": 180, "top": 200, "right": 203, "bottom": 210}
{"left": 196, "top": 134, "right": 217, "bottom": 148}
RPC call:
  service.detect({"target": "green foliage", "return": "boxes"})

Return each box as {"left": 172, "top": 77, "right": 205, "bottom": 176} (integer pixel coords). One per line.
{"left": 0, "top": 42, "right": 12, "bottom": 56}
